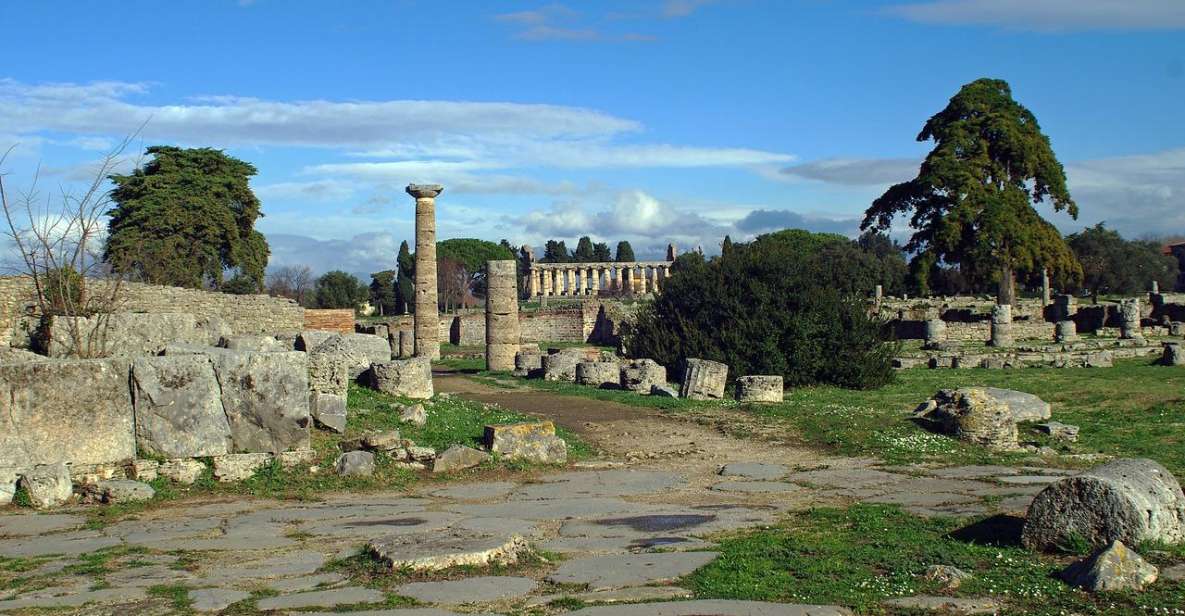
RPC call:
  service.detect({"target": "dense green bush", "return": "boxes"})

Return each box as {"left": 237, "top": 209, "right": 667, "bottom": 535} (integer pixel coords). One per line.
{"left": 626, "top": 230, "right": 898, "bottom": 389}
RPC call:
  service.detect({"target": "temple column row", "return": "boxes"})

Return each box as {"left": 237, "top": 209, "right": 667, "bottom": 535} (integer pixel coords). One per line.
{"left": 528, "top": 264, "right": 672, "bottom": 297}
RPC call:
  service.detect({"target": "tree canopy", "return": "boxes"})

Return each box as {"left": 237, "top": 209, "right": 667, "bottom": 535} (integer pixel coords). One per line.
{"left": 861, "top": 78, "right": 1081, "bottom": 303}
{"left": 615, "top": 241, "right": 635, "bottom": 262}
{"left": 105, "top": 146, "right": 269, "bottom": 290}
{"left": 314, "top": 270, "right": 368, "bottom": 310}
{"left": 1067, "top": 223, "right": 1179, "bottom": 300}
{"left": 542, "top": 240, "right": 571, "bottom": 263}
{"left": 573, "top": 236, "right": 596, "bottom": 262}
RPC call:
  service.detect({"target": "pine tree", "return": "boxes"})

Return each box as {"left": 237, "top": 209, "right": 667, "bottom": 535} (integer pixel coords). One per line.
{"left": 615, "top": 241, "right": 635, "bottom": 262}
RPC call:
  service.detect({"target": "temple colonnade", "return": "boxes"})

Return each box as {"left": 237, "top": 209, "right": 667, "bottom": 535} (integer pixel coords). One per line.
{"left": 527, "top": 262, "right": 672, "bottom": 297}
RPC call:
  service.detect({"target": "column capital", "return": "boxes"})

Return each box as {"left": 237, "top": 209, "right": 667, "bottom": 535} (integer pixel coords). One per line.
{"left": 406, "top": 184, "right": 444, "bottom": 199}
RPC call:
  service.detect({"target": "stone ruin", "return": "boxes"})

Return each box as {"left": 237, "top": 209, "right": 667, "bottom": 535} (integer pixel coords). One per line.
{"left": 485, "top": 259, "right": 521, "bottom": 371}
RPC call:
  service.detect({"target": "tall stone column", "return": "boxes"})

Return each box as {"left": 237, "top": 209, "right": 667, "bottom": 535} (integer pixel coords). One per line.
{"left": 590, "top": 267, "right": 601, "bottom": 294}
{"left": 528, "top": 268, "right": 539, "bottom": 298}
{"left": 650, "top": 266, "right": 660, "bottom": 293}
{"left": 615, "top": 266, "right": 625, "bottom": 292}
{"left": 485, "top": 260, "right": 520, "bottom": 371}
{"left": 1041, "top": 268, "right": 1051, "bottom": 305}
{"left": 540, "top": 268, "right": 551, "bottom": 296}
{"left": 407, "top": 184, "right": 442, "bottom": 360}
{"left": 575, "top": 267, "right": 585, "bottom": 295}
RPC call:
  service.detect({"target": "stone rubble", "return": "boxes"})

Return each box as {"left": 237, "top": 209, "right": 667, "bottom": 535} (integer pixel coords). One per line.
{"left": 679, "top": 358, "right": 729, "bottom": 400}
{"left": 1060, "top": 540, "right": 1159, "bottom": 592}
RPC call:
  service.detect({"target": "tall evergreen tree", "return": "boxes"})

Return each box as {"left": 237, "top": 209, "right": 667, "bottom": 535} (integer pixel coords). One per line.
{"left": 862, "top": 78, "right": 1081, "bottom": 303}
{"left": 369, "top": 270, "right": 397, "bottom": 315}
{"left": 592, "top": 242, "right": 612, "bottom": 262}
{"left": 573, "top": 236, "right": 596, "bottom": 262}
{"left": 106, "top": 146, "right": 269, "bottom": 290}
{"left": 543, "top": 240, "right": 571, "bottom": 263}
{"left": 314, "top": 271, "right": 368, "bottom": 310}
{"left": 396, "top": 240, "right": 414, "bottom": 314}
{"left": 615, "top": 240, "right": 635, "bottom": 262}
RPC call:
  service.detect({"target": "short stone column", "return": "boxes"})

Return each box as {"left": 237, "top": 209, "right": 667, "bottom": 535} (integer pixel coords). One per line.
{"left": 1053, "top": 294, "right": 1077, "bottom": 322}
{"left": 875, "top": 284, "right": 883, "bottom": 303}
{"left": 680, "top": 358, "right": 728, "bottom": 400}
{"left": 990, "top": 303, "right": 1013, "bottom": 348}
{"left": 1161, "top": 342, "right": 1184, "bottom": 366}
{"left": 735, "top": 375, "right": 783, "bottom": 403}
{"left": 528, "top": 268, "right": 539, "bottom": 298}
{"left": 485, "top": 260, "right": 520, "bottom": 371}
{"left": 407, "top": 184, "right": 442, "bottom": 360}
{"left": 1055, "top": 320, "right": 1078, "bottom": 343}
{"left": 1119, "top": 298, "right": 1142, "bottom": 340}
{"left": 923, "top": 319, "right": 947, "bottom": 348}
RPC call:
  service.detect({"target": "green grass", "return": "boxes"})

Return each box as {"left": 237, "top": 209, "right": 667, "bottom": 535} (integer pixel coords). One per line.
{"left": 147, "top": 583, "right": 194, "bottom": 612}
{"left": 687, "top": 504, "right": 1185, "bottom": 615}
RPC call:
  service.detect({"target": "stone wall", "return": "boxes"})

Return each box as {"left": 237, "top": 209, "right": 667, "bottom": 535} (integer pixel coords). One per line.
{"left": 0, "top": 276, "right": 304, "bottom": 345}
{"left": 304, "top": 309, "right": 355, "bottom": 333}
{"left": 424, "top": 300, "right": 640, "bottom": 347}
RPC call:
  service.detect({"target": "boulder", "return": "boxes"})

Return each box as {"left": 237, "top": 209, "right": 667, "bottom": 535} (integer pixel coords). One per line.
{"left": 210, "top": 351, "right": 310, "bottom": 453}
{"left": 1035, "top": 421, "right": 1079, "bottom": 442}
{"left": 620, "top": 359, "right": 667, "bottom": 394}
{"left": 212, "top": 453, "right": 273, "bottom": 482}
{"left": 157, "top": 458, "right": 206, "bottom": 484}
{"left": 311, "top": 333, "right": 392, "bottom": 378}
{"left": 1061, "top": 541, "right": 1159, "bottom": 592}
{"left": 433, "top": 445, "right": 490, "bottom": 473}
{"left": 0, "top": 358, "right": 135, "bottom": 468}
{"left": 982, "top": 387, "right": 1051, "bottom": 423}
{"left": 368, "top": 358, "right": 434, "bottom": 399}
{"left": 484, "top": 422, "right": 567, "bottom": 464}
{"left": 576, "top": 361, "right": 620, "bottom": 388}
{"left": 131, "top": 355, "right": 232, "bottom": 458}
{"left": 680, "top": 358, "right": 729, "bottom": 400}
{"left": 1023, "top": 458, "right": 1185, "bottom": 552}
{"left": 919, "top": 388, "right": 1019, "bottom": 450}
{"left": 1162, "top": 343, "right": 1184, "bottom": 366}
{"left": 400, "top": 404, "right": 427, "bottom": 426}
{"left": 310, "top": 392, "right": 348, "bottom": 433}
{"left": 542, "top": 349, "right": 583, "bottom": 382}
{"left": 335, "top": 451, "right": 376, "bottom": 477}
{"left": 96, "top": 479, "right": 155, "bottom": 504}
{"left": 361, "top": 430, "right": 402, "bottom": 452}
{"left": 221, "top": 335, "right": 286, "bottom": 352}
{"left": 20, "top": 463, "right": 73, "bottom": 509}
{"left": 923, "top": 565, "right": 970, "bottom": 590}
{"left": 735, "top": 375, "right": 783, "bottom": 403}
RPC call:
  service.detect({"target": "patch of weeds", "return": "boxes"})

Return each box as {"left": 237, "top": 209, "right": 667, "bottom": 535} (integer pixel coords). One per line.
{"left": 147, "top": 583, "right": 193, "bottom": 611}
{"left": 64, "top": 545, "right": 150, "bottom": 577}
{"left": 547, "top": 596, "right": 588, "bottom": 610}
{"left": 168, "top": 551, "right": 201, "bottom": 572}
{"left": 0, "top": 556, "right": 44, "bottom": 574}
{"left": 11, "top": 485, "right": 32, "bottom": 508}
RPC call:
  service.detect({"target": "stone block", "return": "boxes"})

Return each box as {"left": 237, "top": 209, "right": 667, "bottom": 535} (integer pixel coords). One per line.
{"left": 919, "top": 388, "right": 1018, "bottom": 450}
{"left": 20, "top": 463, "right": 73, "bottom": 509}
{"left": 0, "top": 468, "right": 16, "bottom": 506}
{"left": 433, "top": 445, "right": 491, "bottom": 473}
{"left": 158, "top": 458, "right": 206, "bottom": 484}
{"left": 221, "top": 335, "right": 286, "bottom": 352}
{"left": 129, "top": 459, "right": 159, "bottom": 482}
{"left": 335, "top": 451, "right": 375, "bottom": 477}
{"left": 212, "top": 453, "right": 273, "bottom": 482}
{"left": 397, "top": 330, "right": 414, "bottom": 359}
{"left": 295, "top": 330, "right": 337, "bottom": 352}
{"left": 1024, "top": 458, "right": 1185, "bottom": 551}
{"left": 484, "top": 422, "right": 567, "bottom": 464}
{"left": 515, "top": 349, "right": 543, "bottom": 373}
{"left": 0, "top": 358, "right": 135, "bottom": 468}
{"left": 735, "top": 375, "right": 783, "bottom": 403}
{"left": 576, "top": 361, "right": 620, "bottom": 388}
{"left": 680, "top": 358, "right": 728, "bottom": 400}
{"left": 311, "top": 333, "right": 392, "bottom": 378}
{"left": 400, "top": 403, "right": 427, "bottom": 426}
{"left": 310, "top": 392, "right": 347, "bottom": 433}
{"left": 1170, "top": 321, "right": 1184, "bottom": 337}
{"left": 620, "top": 359, "right": 666, "bottom": 393}
{"left": 210, "top": 351, "right": 310, "bottom": 453}
{"left": 46, "top": 312, "right": 225, "bottom": 357}
{"left": 307, "top": 353, "right": 349, "bottom": 397}
{"left": 1162, "top": 343, "right": 1184, "bottom": 366}
{"left": 982, "top": 387, "right": 1051, "bottom": 423}
{"left": 650, "top": 383, "right": 679, "bottom": 397}
{"left": 368, "top": 358, "right": 433, "bottom": 399}
{"left": 131, "top": 355, "right": 232, "bottom": 458}
{"left": 542, "top": 349, "right": 583, "bottom": 382}
{"left": 0, "top": 347, "right": 44, "bottom": 364}
{"left": 96, "top": 479, "right": 155, "bottom": 504}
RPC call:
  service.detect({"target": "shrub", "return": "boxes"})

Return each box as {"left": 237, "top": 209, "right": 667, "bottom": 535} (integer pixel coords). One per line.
{"left": 626, "top": 230, "right": 898, "bottom": 389}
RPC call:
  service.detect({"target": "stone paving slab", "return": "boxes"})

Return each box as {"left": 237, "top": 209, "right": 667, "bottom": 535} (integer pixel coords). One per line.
{"left": 0, "top": 587, "right": 148, "bottom": 611}
{"left": 785, "top": 468, "right": 906, "bottom": 490}
{"left": 527, "top": 585, "right": 693, "bottom": 607}
{"left": 509, "top": 470, "right": 685, "bottom": 500}
{"left": 926, "top": 465, "right": 1020, "bottom": 479}
{"left": 448, "top": 497, "right": 665, "bottom": 521}
{"left": 883, "top": 595, "right": 1002, "bottom": 614}
{"left": 0, "top": 531, "right": 122, "bottom": 557}
{"left": 428, "top": 482, "right": 519, "bottom": 500}
{"left": 564, "top": 599, "right": 853, "bottom": 615}
{"left": 256, "top": 586, "right": 385, "bottom": 610}
{"left": 718, "top": 463, "right": 790, "bottom": 481}
{"left": 266, "top": 572, "right": 347, "bottom": 592}
{"left": 298, "top": 609, "right": 500, "bottom": 616}
{"left": 545, "top": 552, "right": 720, "bottom": 590}
{"left": 189, "top": 588, "right": 251, "bottom": 612}
{"left": 0, "top": 513, "right": 85, "bottom": 537}
{"left": 712, "top": 481, "right": 802, "bottom": 494}
{"left": 995, "top": 475, "right": 1060, "bottom": 485}
{"left": 395, "top": 575, "right": 537, "bottom": 604}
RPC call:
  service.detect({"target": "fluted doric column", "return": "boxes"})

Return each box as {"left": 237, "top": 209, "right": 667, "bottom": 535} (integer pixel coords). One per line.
{"left": 590, "top": 267, "right": 601, "bottom": 294}
{"left": 615, "top": 266, "right": 625, "bottom": 292}
{"left": 575, "top": 267, "right": 585, "bottom": 295}
{"left": 650, "top": 266, "right": 661, "bottom": 293}
{"left": 407, "top": 183, "right": 442, "bottom": 360}
{"left": 528, "top": 268, "right": 539, "bottom": 298}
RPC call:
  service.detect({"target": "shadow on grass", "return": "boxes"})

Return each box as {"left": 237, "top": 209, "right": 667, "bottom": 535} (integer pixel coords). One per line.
{"left": 948, "top": 514, "right": 1025, "bottom": 547}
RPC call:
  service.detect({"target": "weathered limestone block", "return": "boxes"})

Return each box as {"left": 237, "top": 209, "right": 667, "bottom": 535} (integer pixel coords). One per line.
{"left": 1023, "top": 458, "right": 1185, "bottom": 551}
{"left": 307, "top": 353, "right": 349, "bottom": 396}
{"left": 989, "top": 304, "right": 1013, "bottom": 348}
{"left": 400, "top": 403, "right": 427, "bottom": 426}
{"left": 542, "top": 349, "right": 583, "bottom": 382}
{"left": 982, "top": 387, "right": 1051, "bottom": 422}
{"left": 680, "top": 358, "right": 729, "bottom": 400}
{"left": 157, "top": 458, "right": 205, "bottom": 484}
{"left": 296, "top": 330, "right": 337, "bottom": 352}
{"left": 46, "top": 312, "right": 222, "bottom": 357}
{"left": 484, "top": 422, "right": 567, "bottom": 464}
{"left": 132, "top": 355, "right": 232, "bottom": 458}
{"left": 1061, "top": 541, "right": 1159, "bottom": 592}
{"left": 368, "top": 530, "right": 529, "bottom": 572}
{"left": 368, "top": 358, "right": 434, "bottom": 399}
{"left": 1118, "top": 298, "right": 1143, "bottom": 340}
{"left": 651, "top": 383, "right": 679, "bottom": 397}
{"left": 921, "top": 388, "right": 1018, "bottom": 450}
{"left": 1036, "top": 421, "right": 1080, "bottom": 442}
{"left": 576, "top": 361, "right": 621, "bottom": 388}
{"left": 311, "top": 333, "right": 392, "bottom": 378}
{"left": 310, "top": 392, "right": 348, "bottom": 433}
{"left": 0, "top": 468, "right": 16, "bottom": 505}
{"left": 620, "top": 359, "right": 666, "bottom": 393}
{"left": 1055, "top": 320, "right": 1078, "bottom": 343}
{"left": 96, "top": 479, "right": 155, "bottom": 504}
{"left": 1081, "top": 351, "right": 1115, "bottom": 368}
{"left": 212, "top": 453, "right": 273, "bottom": 482}
{"left": 735, "top": 375, "right": 783, "bottom": 403}
{"left": 1162, "top": 342, "right": 1184, "bottom": 366}
{"left": 397, "top": 330, "right": 414, "bottom": 359}
{"left": 0, "top": 358, "right": 135, "bottom": 467}
{"left": 20, "top": 463, "right": 73, "bottom": 509}
{"left": 222, "top": 334, "right": 286, "bottom": 352}
{"left": 514, "top": 349, "right": 543, "bottom": 374}
{"left": 335, "top": 451, "right": 376, "bottom": 477}
{"left": 433, "top": 445, "right": 490, "bottom": 473}
{"left": 68, "top": 461, "right": 125, "bottom": 487}
{"left": 277, "top": 448, "right": 316, "bottom": 469}
{"left": 210, "top": 351, "right": 310, "bottom": 453}
{"left": 0, "top": 347, "right": 44, "bottom": 364}
{"left": 129, "top": 459, "right": 159, "bottom": 482}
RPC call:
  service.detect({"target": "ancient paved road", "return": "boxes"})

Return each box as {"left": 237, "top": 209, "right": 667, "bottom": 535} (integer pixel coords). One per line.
{"left": 0, "top": 375, "right": 1072, "bottom": 615}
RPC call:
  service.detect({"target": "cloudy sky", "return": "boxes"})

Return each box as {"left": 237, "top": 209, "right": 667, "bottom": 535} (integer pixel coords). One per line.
{"left": 1, "top": 0, "right": 1182, "bottom": 276}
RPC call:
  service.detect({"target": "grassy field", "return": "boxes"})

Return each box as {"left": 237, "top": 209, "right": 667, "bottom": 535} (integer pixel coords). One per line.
{"left": 505, "top": 358, "right": 1185, "bottom": 475}
{"left": 688, "top": 504, "right": 1185, "bottom": 615}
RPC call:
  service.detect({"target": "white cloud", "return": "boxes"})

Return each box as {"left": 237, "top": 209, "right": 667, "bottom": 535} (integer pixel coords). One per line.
{"left": 781, "top": 157, "right": 919, "bottom": 186}
{"left": 886, "top": 0, "right": 1185, "bottom": 31}
{"left": 267, "top": 232, "right": 400, "bottom": 277}
{"left": 663, "top": 0, "right": 721, "bottom": 18}
{"left": 254, "top": 179, "right": 357, "bottom": 202}
{"left": 494, "top": 3, "right": 655, "bottom": 42}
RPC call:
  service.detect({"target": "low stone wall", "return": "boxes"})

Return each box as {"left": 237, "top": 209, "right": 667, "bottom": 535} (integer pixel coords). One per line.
{"left": 304, "top": 309, "right": 355, "bottom": 333}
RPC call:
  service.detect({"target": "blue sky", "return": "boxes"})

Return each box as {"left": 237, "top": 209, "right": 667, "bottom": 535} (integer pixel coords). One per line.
{"left": 1, "top": 0, "right": 1182, "bottom": 276}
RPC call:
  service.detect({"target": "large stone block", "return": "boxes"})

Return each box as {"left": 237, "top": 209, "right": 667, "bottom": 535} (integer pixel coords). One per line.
{"left": 735, "top": 375, "right": 783, "bottom": 403}
{"left": 132, "top": 355, "right": 232, "bottom": 458}
{"left": 210, "top": 351, "right": 310, "bottom": 453}
{"left": 1023, "top": 458, "right": 1185, "bottom": 552}
{"left": 982, "top": 387, "right": 1051, "bottom": 423}
{"left": 484, "top": 422, "right": 567, "bottom": 464}
{"left": 311, "top": 333, "right": 392, "bottom": 378}
{"left": 576, "top": 361, "right": 620, "bottom": 388}
{"left": 221, "top": 335, "right": 287, "bottom": 352}
{"left": 307, "top": 353, "right": 349, "bottom": 397}
{"left": 19, "top": 463, "right": 73, "bottom": 509}
{"left": 46, "top": 312, "right": 221, "bottom": 357}
{"left": 310, "top": 392, "right": 348, "bottom": 433}
{"left": 680, "top": 358, "right": 728, "bottom": 400}
{"left": 368, "top": 358, "right": 433, "bottom": 399}
{"left": 542, "top": 349, "right": 583, "bottom": 382}
{"left": 620, "top": 359, "right": 666, "bottom": 393}
{"left": 0, "top": 358, "right": 135, "bottom": 467}
{"left": 296, "top": 330, "right": 337, "bottom": 352}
